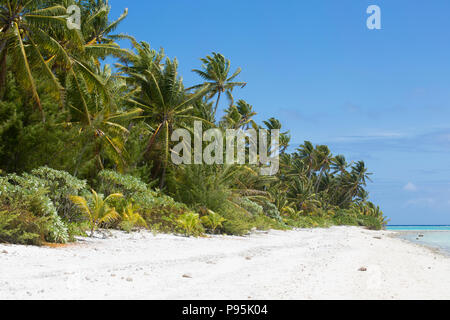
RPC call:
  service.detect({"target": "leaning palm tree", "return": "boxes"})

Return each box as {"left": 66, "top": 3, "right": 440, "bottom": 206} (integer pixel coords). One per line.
{"left": 220, "top": 100, "right": 257, "bottom": 130}
{"left": 0, "top": 0, "right": 67, "bottom": 118}
{"left": 235, "top": 99, "right": 257, "bottom": 129}
{"left": 263, "top": 117, "right": 290, "bottom": 153}
{"left": 297, "top": 141, "right": 316, "bottom": 178}
{"left": 189, "top": 52, "right": 246, "bottom": 117}
{"left": 70, "top": 189, "right": 122, "bottom": 236}
{"left": 66, "top": 64, "right": 143, "bottom": 175}
{"left": 125, "top": 55, "right": 210, "bottom": 187}
{"left": 80, "top": 0, "right": 128, "bottom": 47}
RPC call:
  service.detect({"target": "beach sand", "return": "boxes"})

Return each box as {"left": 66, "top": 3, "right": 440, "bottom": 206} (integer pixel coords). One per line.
{"left": 0, "top": 226, "right": 449, "bottom": 300}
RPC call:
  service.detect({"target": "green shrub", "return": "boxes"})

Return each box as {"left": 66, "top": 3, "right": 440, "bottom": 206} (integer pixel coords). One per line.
{"left": 261, "top": 200, "right": 282, "bottom": 221}
{"left": 0, "top": 207, "right": 44, "bottom": 245}
{"left": 29, "top": 167, "right": 88, "bottom": 221}
{"left": 357, "top": 215, "right": 385, "bottom": 230}
{"left": 96, "top": 170, "right": 190, "bottom": 232}
{"left": 70, "top": 190, "right": 122, "bottom": 236}
{"left": 176, "top": 211, "right": 204, "bottom": 237}
{"left": 221, "top": 210, "right": 253, "bottom": 236}
{"left": 119, "top": 203, "right": 148, "bottom": 232}
{"left": 97, "top": 170, "right": 149, "bottom": 197}
{"left": 167, "top": 164, "right": 232, "bottom": 213}
{"left": 0, "top": 176, "right": 69, "bottom": 243}
{"left": 235, "top": 198, "right": 264, "bottom": 216}
{"left": 285, "top": 215, "right": 333, "bottom": 229}
{"left": 201, "top": 210, "right": 226, "bottom": 234}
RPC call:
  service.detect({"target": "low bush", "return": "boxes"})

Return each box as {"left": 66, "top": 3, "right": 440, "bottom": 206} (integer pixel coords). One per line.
{"left": 0, "top": 176, "right": 69, "bottom": 244}
{"left": 260, "top": 200, "right": 282, "bottom": 221}
{"left": 119, "top": 203, "right": 148, "bottom": 232}
{"left": 235, "top": 198, "right": 263, "bottom": 216}
{"left": 70, "top": 190, "right": 122, "bottom": 236}
{"left": 0, "top": 207, "right": 45, "bottom": 245}
{"left": 176, "top": 211, "right": 204, "bottom": 237}
{"left": 30, "top": 166, "right": 88, "bottom": 221}
{"left": 201, "top": 210, "right": 226, "bottom": 234}
{"left": 96, "top": 170, "right": 190, "bottom": 232}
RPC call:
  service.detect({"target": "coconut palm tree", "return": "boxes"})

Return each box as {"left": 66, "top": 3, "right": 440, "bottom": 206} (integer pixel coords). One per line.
{"left": 0, "top": 0, "right": 67, "bottom": 118}
{"left": 70, "top": 189, "right": 122, "bottom": 236}
{"left": 124, "top": 55, "right": 210, "bottom": 187}
{"left": 313, "top": 145, "right": 333, "bottom": 193}
{"left": 297, "top": 141, "right": 316, "bottom": 178}
{"left": 221, "top": 100, "right": 256, "bottom": 130}
{"left": 331, "top": 154, "right": 348, "bottom": 175}
{"left": 189, "top": 52, "right": 246, "bottom": 117}
{"left": 67, "top": 64, "right": 143, "bottom": 175}
{"left": 80, "top": 0, "right": 128, "bottom": 47}
{"left": 263, "top": 117, "right": 290, "bottom": 153}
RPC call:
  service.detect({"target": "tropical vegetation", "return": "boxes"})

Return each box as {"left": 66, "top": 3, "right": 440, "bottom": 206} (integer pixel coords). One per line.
{"left": 0, "top": 0, "right": 387, "bottom": 245}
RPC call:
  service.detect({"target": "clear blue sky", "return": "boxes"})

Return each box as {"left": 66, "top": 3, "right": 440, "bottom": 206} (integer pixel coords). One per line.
{"left": 109, "top": 0, "right": 450, "bottom": 225}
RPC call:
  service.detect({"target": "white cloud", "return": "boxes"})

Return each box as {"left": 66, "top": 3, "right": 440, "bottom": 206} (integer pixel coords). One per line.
{"left": 404, "top": 197, "right": 435, "bottom": 207}
{"left": 403, "top": 182, "right": 418, "bottom": 192}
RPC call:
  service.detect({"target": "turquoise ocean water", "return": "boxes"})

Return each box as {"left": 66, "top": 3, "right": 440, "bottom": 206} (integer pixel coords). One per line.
{"left": 387, "top": 226, "right": 450, "bottom": 255}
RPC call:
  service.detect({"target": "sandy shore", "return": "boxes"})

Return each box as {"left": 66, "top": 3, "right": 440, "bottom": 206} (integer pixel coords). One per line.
{"left": 0, "top": 226, "right": 449, "bottom": 300}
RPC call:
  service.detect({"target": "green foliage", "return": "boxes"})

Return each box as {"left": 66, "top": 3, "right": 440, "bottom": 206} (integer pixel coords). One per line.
{"left": 70, "top": 190, "right": 122, "bottom": 236}
{"left": 0, "top": 175, "right": 69, "bottom": 243}
{"left": 220, "top": 205, "right": 285, "bottom": 236}
{"left": 201, "top": 210, "right": 226, "bottom": 234}
{"left": 0, "top": 208, "right": 43, "bottom": 245}
{"left": 119, "top": 203, "right": 148, "bottom": 232}
{"left": 97, "top": 170, "right": 189, "bottom": 232}
{"left": 261, "top": 200, "right": 282, "bottom": 221}
{"left": 29, "top": 167, "right": 88, "bottom": 221}
{"left": 176, "top": 211, "right": 204, "bottom": 237}
{"left": 168, "top": 164, "right": 247, "bottom": 213}
{"left": 97, "top": 169, "right": 150, "bottom": 197}
{"left": 236, "top": 198, "right": 264, "bottom": 216}
{"left": 0, "top": 0, "right": 387, "bottom": 244}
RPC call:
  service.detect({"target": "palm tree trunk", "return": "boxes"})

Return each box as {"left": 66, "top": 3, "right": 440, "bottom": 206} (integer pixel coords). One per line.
{"left": 0, "top": 44, "right": 7, "bottom": 99}
{"left": 213, "top": 91, "right": 222, "bottom": 117}
{"left": 160, "top": 165, "right": 166, "bottom": 189}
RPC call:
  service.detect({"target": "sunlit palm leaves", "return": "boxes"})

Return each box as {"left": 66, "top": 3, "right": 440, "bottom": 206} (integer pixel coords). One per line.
{"left": 189, "top": 52, "right": 246, "bottom": 117}
{"left": 0, "top": 0, "right": 67, "bottom": 118}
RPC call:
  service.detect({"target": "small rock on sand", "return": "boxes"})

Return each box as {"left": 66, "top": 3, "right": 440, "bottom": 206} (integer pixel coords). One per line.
{"left": 182, "top": 274, "right": 192, "bottom": 278}
{"left": 358, "top": 267, "right": 367, "bottom": 272}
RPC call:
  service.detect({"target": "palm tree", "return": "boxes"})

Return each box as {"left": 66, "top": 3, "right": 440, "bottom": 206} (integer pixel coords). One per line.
{"left": 189, "top": 52, "right": 246, "bottom": 117}
{"left": 297, "top": 141, "right": 316, "bottom": 178}
{"left": 313, "top": 145, "right": 333, "bottom": 193}
{"left": 235, "top": 100, "right": 257, "bottom": 129}
{"left": 70, "top": 189, "right": 122, "bottom": 236}
{"left": 80, "top": 0, "right": 128, "bottom": 47}
{"left": 124, "top": 54, "right": 210, "bottom": 187}
{"left": 339, "top": 161, "right": 372, "bottom": 207}
{"left": 221, "top": 100, "right": 256, "bottom": 130}
{"left": 67, "top": 65, "right": 142, "bottom": 175}
{"left": 331, "top": 155, "right": 348, "bottom": 175}
{"left": 0, "top": 0, "right": 67, "bottom": 118}
{"left": 263, "top": 117, "right": 290, "bottom": 153}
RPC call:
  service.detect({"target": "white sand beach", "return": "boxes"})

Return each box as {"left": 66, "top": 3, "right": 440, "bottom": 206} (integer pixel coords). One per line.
{"left": 0, "top": 226, "right": 449, "bottom": 300}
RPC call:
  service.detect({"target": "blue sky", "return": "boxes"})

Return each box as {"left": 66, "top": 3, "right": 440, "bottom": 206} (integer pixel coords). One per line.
{"left": 109, "top": 0, "right": 450, "bottom": 225}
